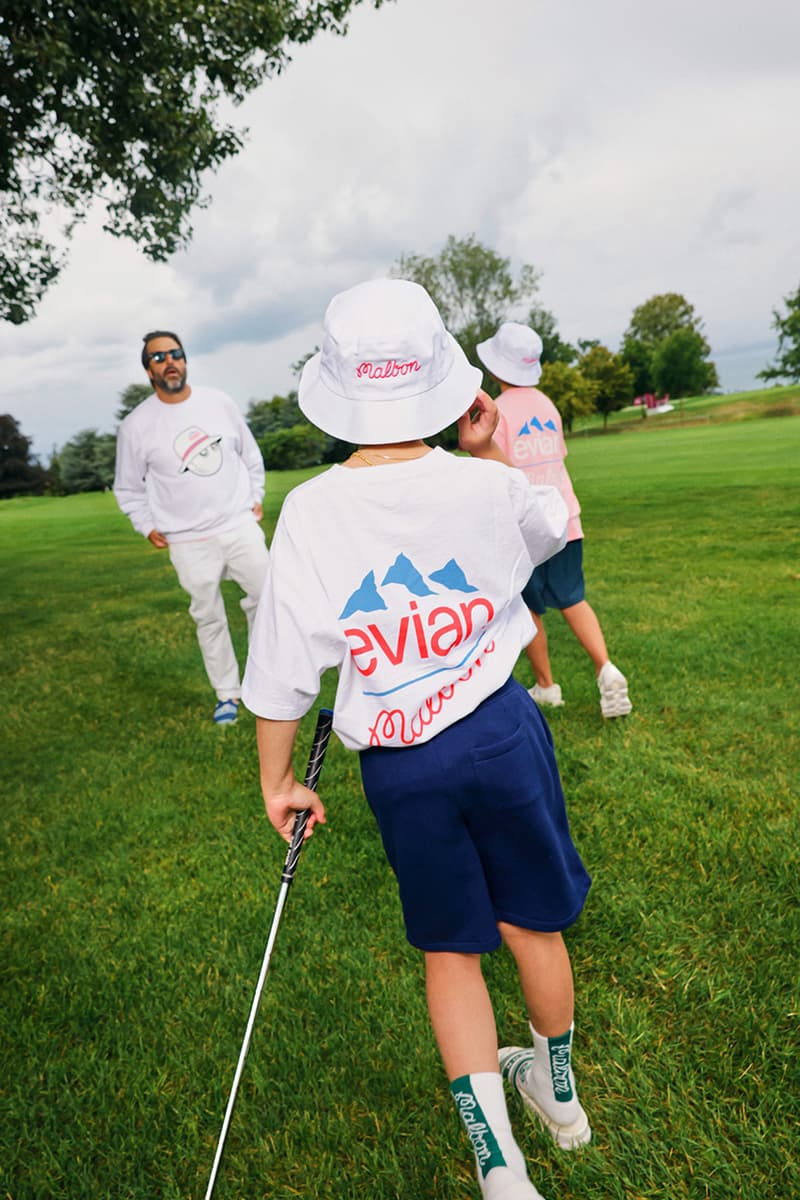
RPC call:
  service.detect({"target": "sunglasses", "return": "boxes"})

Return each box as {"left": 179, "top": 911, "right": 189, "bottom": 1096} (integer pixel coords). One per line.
{"left": 147, "top": 348, "right": 186, "bottom": 365}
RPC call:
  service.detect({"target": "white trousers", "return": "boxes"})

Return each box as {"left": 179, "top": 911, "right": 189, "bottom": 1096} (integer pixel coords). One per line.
{"left": 169, "top": 522, "right": 269, "bottom": 700}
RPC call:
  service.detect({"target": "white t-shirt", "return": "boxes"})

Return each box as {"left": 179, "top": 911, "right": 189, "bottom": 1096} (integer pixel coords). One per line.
{"left": 113, "top": 386, "right": 265, "bottom": 542}
{"left": 242, "top": 449, "right": 568, "bottom": 751}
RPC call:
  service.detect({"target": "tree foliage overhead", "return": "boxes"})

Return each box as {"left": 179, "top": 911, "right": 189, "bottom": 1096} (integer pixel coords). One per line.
{"left": 758, "top": 281, "right": 800, "bottom": 384}
{"left": 0, "top": 0, "right": 387, "bottom": 324}
{"left": 621, "top": 292, "right": 718, "bottom": 396}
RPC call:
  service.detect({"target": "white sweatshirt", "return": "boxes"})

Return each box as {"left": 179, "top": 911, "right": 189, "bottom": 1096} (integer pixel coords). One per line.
{"left": 242, "top": 449, "right": 568, "bottom": 750}
{"left": 113, "top": 386, "right": 265, "bottom": 542}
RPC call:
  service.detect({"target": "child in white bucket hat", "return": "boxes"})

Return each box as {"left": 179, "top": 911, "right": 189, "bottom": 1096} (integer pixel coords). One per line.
{"left": 243, "top": 280, "right": 593, "bottom": 1200}
{"left": 477, "top": 322, "right": 632, "bottom": 719}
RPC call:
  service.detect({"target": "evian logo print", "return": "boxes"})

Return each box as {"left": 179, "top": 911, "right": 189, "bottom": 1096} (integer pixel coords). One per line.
{"left": 339, "top": 552, "right": 496, "bottom": 746}
{"left": 356, "top": 358, "right": 420, "bottom": 380}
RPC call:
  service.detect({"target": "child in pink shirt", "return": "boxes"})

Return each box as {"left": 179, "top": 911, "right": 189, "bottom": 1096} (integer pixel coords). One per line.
{"left": 477, "top": 322, "right": 632, "bottom": 719}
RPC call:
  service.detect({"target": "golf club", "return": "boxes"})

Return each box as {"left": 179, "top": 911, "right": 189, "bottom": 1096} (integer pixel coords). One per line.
{"left": 204, "top": 706, "right": 334, "bottom": 1200}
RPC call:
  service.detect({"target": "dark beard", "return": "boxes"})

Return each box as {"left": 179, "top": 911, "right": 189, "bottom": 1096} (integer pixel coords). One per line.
{"left": 158, "top": 367, "right": 187, "bottom": 393}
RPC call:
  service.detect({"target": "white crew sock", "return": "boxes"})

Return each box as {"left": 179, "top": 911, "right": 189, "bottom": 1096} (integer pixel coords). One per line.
{"left": 521, "top": 1023, "right": 583, "bottom": 1125}
{"left": 450, "top": 1072, "right": 528, "bottom": 1187}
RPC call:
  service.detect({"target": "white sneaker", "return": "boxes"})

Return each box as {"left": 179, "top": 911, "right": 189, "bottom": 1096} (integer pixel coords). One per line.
{"left": 597, "top": 661, "right": 632, "bottom": 719}
{"left": 499, "top": 1046, "right": 591, "bottom": 1151}
{"left": 482, "top": 1166, "right": 547, "bottom": 1200}
{"left": 528, "top": 683, "right": 564, "bottom": 707}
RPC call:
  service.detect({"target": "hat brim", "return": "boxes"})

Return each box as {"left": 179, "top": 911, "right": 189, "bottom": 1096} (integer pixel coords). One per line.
{"left": 299, "top": 333, "right": 483, "bottom": 443}
{"left": 476, "top": 339, "right": 542, "bottom": 388}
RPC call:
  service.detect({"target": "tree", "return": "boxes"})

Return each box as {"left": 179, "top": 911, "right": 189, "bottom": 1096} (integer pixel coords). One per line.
{"left": 652, "top": 328, "right": 718, "bottom": 399}
{"left": 259, "top": 425, "right": 327, "bottom": 470}
{"left": 621, "top": 292, "right": 718, "bottom": 394}
{"left": 538, "top": 363, "right": 598, "bottom": 434}
{"left": 0, "top": 1, "right": 388, "bottom": 324}
{"left": 116, "top": 383, "right": 152, "bottom": 423}
{"left": 578, "top": 346, "right": 634, "bottom": 429}
{"left": 392, "top": 235, "right": 541, "bottom": 364}
{"left": 527, "top": 304, "right": 577, "bottom": 365}
{"left": 0, "top": 414, "right": 50, "bottom": 497}
{"left": 758, "top": 282, "right": 800, "bottom": 384}
{"left": 246, "top": 393, "right": 304, "bottom": 440}
{"left": 59, "top": 429, "right": 117, "bottom": 494}
{"left": 392, "top": 234, "right": 541, "bottom": 444}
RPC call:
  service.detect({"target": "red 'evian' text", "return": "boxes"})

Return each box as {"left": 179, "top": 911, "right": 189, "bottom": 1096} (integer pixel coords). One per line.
{"left": 356, "top": 359, "right": 420, "bottom": 380}
{"left": 344, "top": 597, "right": 494, "bottom": 676}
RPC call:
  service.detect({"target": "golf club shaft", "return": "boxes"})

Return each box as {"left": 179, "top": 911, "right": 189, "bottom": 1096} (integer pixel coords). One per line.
{"left": 204, "top": 707, "right": 334, "bottom": 1200}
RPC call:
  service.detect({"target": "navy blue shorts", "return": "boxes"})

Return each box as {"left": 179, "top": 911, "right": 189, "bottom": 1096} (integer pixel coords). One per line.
{"left": 522, "top": 538, "right": 585, "bottom": 614}
{"left": 359, "top": 677, "right": 591, "bottom": 953}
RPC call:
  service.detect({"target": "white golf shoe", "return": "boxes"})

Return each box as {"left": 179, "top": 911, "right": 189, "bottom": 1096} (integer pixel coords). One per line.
{"left": 528, "top": 682, "right": 564, "bottom": 707}
{"left": 499, "top": 1046, "right": 591, "bottom": 1151}
{"left": 597, "top": 661, "right": 632, "bottom": 719}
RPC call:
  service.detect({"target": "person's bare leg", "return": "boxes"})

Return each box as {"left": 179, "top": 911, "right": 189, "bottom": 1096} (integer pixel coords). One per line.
{"left": 426, "top": 952, "right": 542, "bottom": 1195}
{"left": 498, "top": 926, "right": 574, "bottom": 1035}
{"left": 523, "top": 612, "right": 555, "bottom": 688}
{"left": 425, "top": 951, "right": 498, "bottom": 1077}
{"left": 497, "top": 925, "right": 590, "bottom": 1150}
{"left": 559, "top": 600, "right": 608, "bottom": 674}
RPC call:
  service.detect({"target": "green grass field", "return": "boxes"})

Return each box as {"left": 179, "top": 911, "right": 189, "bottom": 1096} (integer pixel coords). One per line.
{"left": 2, "top": 415, "right": 798, "bottom": 1199}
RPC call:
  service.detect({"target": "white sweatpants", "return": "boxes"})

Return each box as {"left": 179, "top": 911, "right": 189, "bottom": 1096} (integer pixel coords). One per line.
{"left": 169, "top": 521, "right": 269, "bottom": 700}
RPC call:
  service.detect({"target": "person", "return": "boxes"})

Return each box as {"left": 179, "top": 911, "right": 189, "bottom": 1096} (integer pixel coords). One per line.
{"left": 242, "top": 280, "right": 592, "bottom": 1200}
{"left": 114, "top": 330, "right": 269, "bottom": 725}
{"left": 476, "top": 322, "right": 632, "bottom": 719}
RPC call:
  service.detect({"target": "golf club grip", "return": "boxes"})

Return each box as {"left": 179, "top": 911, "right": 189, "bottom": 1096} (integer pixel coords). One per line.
{"left": 281, "top": 707, "right": 334, "bottom": 884}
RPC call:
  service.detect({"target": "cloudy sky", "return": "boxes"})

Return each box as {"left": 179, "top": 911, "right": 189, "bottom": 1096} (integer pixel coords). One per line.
{"left": 3, "top": 0, "right": 798, "bottom": 459}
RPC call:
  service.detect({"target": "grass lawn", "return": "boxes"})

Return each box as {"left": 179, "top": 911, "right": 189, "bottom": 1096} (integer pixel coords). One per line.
{"left": 572, "top": 382, "right": 800, "bottom": 436}
{"left": 1, "top": 415, "right": 798, "bottom": 1199}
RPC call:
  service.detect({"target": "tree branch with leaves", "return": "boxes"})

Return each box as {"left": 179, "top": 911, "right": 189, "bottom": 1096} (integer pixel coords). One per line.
{"left": 0, "top": 0, "right": 389, "bottom": 323}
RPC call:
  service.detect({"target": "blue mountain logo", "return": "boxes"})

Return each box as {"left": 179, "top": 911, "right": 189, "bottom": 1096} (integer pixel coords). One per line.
{"left": 339, "top": 571, "right": 386, "bottom": 619}
{"left": 339, "top": 553, "right": 479, "bottom": 618}
{"left": 517, "top": 415, "right": 558, "bottom": 436}
{"left": 382, "top": 552, "right": 434, "bottom": 596}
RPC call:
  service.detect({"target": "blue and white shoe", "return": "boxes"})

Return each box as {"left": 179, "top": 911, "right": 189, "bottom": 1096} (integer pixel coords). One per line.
{"left": 213, "top": 699, "right": 239, "bottom": 726}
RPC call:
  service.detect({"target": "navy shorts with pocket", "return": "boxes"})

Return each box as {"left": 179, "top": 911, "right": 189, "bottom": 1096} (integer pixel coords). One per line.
{"left": 359, "top": 677, "right": 590, "bottom": 953}
{"left": 522, "top": 537, "right": 585, "bottom": 614}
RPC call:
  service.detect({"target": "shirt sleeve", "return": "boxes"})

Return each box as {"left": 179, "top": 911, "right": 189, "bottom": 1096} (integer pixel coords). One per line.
{"left": 506, "top": 468, "right": 569, "bottom": 569}
{"left": 113, "top": 421, "right": 155, "bottom": 537}
{"left": 228, "top": 398, "right": 265, "bottom": 505}
{"left": 242, "top": 494, "right": 345, "bottom": 718}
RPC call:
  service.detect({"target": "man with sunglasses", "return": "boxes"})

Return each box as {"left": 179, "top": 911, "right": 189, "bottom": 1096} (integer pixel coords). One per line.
{"left": 113, "top": 330, "right": 269, "bottom": 726}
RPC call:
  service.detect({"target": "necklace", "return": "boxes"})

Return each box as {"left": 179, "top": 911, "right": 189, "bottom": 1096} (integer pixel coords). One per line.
{"left": 351, "top": 446, "right": 429, "bottom": 467}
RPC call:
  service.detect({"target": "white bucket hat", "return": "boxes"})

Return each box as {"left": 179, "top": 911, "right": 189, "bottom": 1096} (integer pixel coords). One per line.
{"left": 298, "top": 279, "right": 482, "bottom": 443}
{"left": 476, "top": 321, "right": 543, "bottom": 387}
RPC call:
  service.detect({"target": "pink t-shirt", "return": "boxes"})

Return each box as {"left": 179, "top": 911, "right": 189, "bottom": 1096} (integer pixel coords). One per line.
{"left": 494, "top": 386, "right": 583, "bottom": 542}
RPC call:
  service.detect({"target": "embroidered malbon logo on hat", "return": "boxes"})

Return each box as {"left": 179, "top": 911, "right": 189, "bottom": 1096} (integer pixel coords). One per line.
{"left": 297, "top": 279, "right": 482, "bottom": 444}
{"left": 356, "top": 359, "right": 421, "bottom": 380}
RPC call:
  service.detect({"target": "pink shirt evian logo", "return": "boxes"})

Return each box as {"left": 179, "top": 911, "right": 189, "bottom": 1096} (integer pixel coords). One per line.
{"left": 356, "top": 359, "right": 421, "bottom": 380}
